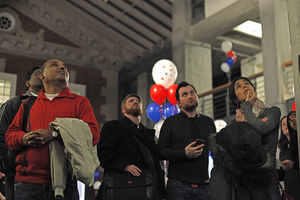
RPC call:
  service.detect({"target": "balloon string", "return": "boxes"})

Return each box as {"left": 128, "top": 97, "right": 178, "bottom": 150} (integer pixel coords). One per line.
{"left": 159, "top": 105, "right": 163, "bottom": 118}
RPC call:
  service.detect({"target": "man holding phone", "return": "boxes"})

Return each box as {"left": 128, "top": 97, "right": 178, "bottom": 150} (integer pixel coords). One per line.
{"left": 158, "top": 81, "right": 216, "bottom": 200}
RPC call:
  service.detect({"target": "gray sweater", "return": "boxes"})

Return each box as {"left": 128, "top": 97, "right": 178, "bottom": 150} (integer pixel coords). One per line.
{"left": 241, "top": 101, "right": 281, "bottom": 166}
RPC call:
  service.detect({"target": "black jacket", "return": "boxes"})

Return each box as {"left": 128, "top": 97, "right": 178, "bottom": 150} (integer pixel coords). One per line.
{"left": 206, "top": 122, "right": 275, "bottom": 200}
{"left": 97, "top": 116, "right": 165, "bottom": 200}
{"left": 0, "top": 92, "right": 33, "bottom": 173}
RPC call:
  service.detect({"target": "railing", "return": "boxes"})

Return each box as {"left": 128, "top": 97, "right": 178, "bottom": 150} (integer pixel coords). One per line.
{"left": 197, "top": 72, "right": 264, "bottom": 122}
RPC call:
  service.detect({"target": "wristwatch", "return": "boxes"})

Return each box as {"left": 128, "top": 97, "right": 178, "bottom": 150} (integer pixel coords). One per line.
{"left": 52, "top": 130, "right": 58, "bottom": 138}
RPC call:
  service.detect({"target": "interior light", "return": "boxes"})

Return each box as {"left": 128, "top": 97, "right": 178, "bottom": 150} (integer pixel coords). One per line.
{"left": 233, "top": 20, "right": 262, "bottom": 38}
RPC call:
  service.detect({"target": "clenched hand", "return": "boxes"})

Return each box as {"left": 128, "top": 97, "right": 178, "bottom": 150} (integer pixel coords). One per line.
{"left": 22, "top": 129, "right": 53, "bottom": 147}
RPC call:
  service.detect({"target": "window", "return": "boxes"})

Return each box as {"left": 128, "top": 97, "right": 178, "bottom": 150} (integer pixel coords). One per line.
{"left": 68, "top": 83, "right": 86, "bottom": 96}
{"left": 192, "top": 0, "right": 205, "bottom": 24}
{"left": 0, "top": 72, "right": 17, "bottom": 106}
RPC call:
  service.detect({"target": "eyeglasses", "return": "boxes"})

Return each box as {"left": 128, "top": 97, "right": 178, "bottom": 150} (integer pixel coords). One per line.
{"left": 288, "top": 113, "right": 296, "bottom": 124}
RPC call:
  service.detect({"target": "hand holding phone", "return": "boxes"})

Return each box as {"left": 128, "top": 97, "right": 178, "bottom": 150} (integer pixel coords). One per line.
{"left": 195, "top": 139, "right": 204, "bottom": 146}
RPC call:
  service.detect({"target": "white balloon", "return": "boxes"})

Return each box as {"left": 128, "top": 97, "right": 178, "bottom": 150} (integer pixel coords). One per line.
{"left": 221, "top": 40, "right": 232, "bottom": 53}
{"left": 220, "top": 62, "right": 230, "bottom": 73}
{"left": 154, "top": 119, "right": 164, "bottom": 139}
{"left": 214, "top": 119, "right": 227, "bottom": 132}
{"left": 93, "top": 181, "right": 101, "bottom": 190}
{"left": 152, "top": 59, "right": 178, "bottom": 89}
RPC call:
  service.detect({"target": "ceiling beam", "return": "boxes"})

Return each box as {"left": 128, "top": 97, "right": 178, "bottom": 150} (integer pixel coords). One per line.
{"left": 52, "top": 0, "right": 145, "bottom": 56}
{"left": 69, "top": 0, "right": 154, "bottom": 49}
{"left": 88, "top": 0, "right": 163, "bottom": 43}
{"left": 216, "top": 36, "right": 262, "bottom": 51}
{"left": 129, "top": 0, "right": 172, "bottom": 26}
{"left": 150, "top": 0, "right": 172, "bottom": 14}
{"left": 192, "top": 0, "right": 260, "bottom": 43}
{"left": 109, "top": 0, "right": 172, "bottom": 38}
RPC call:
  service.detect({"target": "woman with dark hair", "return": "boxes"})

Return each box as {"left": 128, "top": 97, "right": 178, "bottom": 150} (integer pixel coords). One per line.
{"left": 280, "top": 110, "right": 300, "bottom": 199}
{"left": 278, "top": 116, "right": 289, "bottom": 154}
{"left": 277, "top": 116, "right": 289, "bottom": 180}
{"left": 207, "top": 77, "right": 281, "bottom": 200}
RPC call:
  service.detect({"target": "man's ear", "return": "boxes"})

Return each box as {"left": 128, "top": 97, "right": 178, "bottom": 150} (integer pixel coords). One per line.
{"left": 38, "top": 72, "right": 44, "bottom": 80}
{"left": 177, "top": 100, "right": 181, "bottom": 108}
{"left": 25, "top": 80, "right": 30, "bottom": 88}
{"left": 122, "top": 108, "right": 125, "bottom": 114}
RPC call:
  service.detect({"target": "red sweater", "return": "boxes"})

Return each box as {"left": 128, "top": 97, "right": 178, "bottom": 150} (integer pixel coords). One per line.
{"left": 6, "top": 87, "right": 100, "bottom": 184}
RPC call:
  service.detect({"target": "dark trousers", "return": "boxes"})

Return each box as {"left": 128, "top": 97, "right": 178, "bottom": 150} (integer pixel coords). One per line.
{"left": 284, "top": 168, "right": 300, "bottom": 200}
{"left": 14, "top": 180, "right": 79, "bottom": 200}
{"left": 5, "top": 174, "right": 14, "bottom": 200}
{"left": 166, "top": 179, "right": 207, "bottom": 200}
{"left": 240, "top": 176, "right": 281, "bottom": 200}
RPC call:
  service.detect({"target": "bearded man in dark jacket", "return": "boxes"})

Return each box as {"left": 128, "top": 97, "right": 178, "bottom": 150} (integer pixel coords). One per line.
{"left": 97, "top": 94, "right": 165, "bottom": 200}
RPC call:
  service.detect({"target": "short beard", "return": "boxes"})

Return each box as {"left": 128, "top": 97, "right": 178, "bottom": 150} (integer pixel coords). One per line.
{"left": 125, "top": 107, "right": 143, "bottom": 117}
{"left": 182, "top": 101, "right": 199, "bottom": 112}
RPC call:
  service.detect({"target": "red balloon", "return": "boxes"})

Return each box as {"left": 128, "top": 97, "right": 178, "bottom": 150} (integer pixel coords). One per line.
{"left": 150, "top": 84, "right": 167, "bottom": 105}
{"left": 167, "top": 84, "right": 178, "bottom": 105}
{"left": 227, "top": 50, "right": 237, "bottom": 62}
{"left": 292, "top": 102, "right": 296, "bottom": 111}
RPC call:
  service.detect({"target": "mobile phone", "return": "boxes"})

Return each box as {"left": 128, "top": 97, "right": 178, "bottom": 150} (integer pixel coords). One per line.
{"left": 195, "top": 139, "right": 204, "bottom": 146}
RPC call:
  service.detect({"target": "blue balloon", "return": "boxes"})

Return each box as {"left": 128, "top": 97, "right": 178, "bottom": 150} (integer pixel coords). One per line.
{"left": 163, "top": 102, "right": 179, "bottom": 118}
{"left": 94, "top": 171, "right": 100, "bottom": 179}
{"left": 146, "top": 103, "right": 162, "bottom": 123}
{"left": 225, "top": 57, "right": 235, "bottom": 67}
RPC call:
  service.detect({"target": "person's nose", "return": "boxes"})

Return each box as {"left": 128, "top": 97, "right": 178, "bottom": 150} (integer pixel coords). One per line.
{"left": 59, "top": 65, "right": 66, "bottom": 70}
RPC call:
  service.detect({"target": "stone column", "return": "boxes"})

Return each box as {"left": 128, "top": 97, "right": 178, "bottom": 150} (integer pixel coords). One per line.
{"left": 101, "top": 70, "right": 119, "bottom": 123}
{"left": 172, "top": 0, "right": 213, "bottom": 118}
{"left": 259, "top": 0, "right": 291, "bottom": 115}
{"left": 137, "top": 72, "right": 149, "bottom": 126}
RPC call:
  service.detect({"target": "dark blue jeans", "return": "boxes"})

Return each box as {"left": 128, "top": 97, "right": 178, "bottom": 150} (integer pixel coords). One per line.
{"left": 14, "top": 180, "right": 79, "bottom": 200}
{"left": 166, "top": 178, "right": 207, "bottom": 200}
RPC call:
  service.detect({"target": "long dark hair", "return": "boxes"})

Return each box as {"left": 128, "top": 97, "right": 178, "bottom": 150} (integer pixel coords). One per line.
{"left": 287, "top": 111, "right": 298, "bottom": 161}
{"left": 278, "top": 116, "right": 289, "bottom": 151}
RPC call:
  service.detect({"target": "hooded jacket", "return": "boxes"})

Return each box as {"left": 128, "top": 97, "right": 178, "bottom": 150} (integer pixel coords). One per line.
{"left": 206, "top": 122, "right": 275, "bottom": 200}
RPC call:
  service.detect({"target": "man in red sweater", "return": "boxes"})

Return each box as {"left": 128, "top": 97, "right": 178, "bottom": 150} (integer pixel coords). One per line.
{"left": 6, "top": 59, "right": 100, "bottom": 200}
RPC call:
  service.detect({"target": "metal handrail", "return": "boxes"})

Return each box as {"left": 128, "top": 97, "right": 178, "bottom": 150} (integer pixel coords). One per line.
{"left": 197, "top": 72, "right": 264, "bottom": 121}
{"left": 197, "top": 72, "right": 264, "bottom": 98}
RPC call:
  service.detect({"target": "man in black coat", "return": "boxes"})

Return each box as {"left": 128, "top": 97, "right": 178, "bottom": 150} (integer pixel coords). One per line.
{"left": 97, "top": 94, "right": 165, "bottom": 200}
{"left": 0, "top": 66, "right": 42, "bottom": 200}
